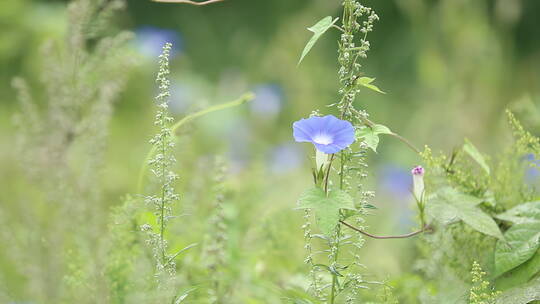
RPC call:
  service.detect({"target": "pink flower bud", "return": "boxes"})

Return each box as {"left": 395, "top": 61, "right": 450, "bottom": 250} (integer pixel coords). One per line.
{"left": 411, "top": 166, "right": 425, "bottom": 201}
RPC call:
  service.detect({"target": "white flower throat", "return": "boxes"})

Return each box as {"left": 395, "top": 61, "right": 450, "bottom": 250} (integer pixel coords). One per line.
{"left": 312, "top": 133, "right": 333, "bottom": 145}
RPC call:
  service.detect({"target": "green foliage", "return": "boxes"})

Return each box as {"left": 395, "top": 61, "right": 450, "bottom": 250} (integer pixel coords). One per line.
{"left": 427, "top": 187, "right": 504, "bottom": 240}
{"left": 202, "top": 158, "right": 230, "bottom": 303}
{"left": 297, "top": 188, "right": 355, "bottom": 236}
{"left": 496, "top": 201, "right": 540, "bottom": 224}
{"left": 105, "top": 196, "right": 141, "bottom": 304}
{"left": 496, "top": 249, "right": 540, "bottom": 290}
{"left": 355, "top": 77, "right": 386, "bottom": 94}
{"left": 417, "top": 112, "right": 540, "bottom": 301}
{"left": 376, "top": 285, "right": 399, "bottom": 304}
{"left": 494, "top": 201, "right": 540, "bottom": 285}
{"left": 495, "top": 277, "right": 540, "bottom": 304}
{"left": 356, "top": 124, "right": 392, "bottom": 152}
{"left": 494, "top": 222, "right": 540, "bottom": 277}
{"left": 298, "top": 16, "right": 338, "bottom": 65}
{"left": 463, "top": 139, "right": 491, "bottom": 175}
{"left": 3, "top": 0, "right": 540, "bottom": 302}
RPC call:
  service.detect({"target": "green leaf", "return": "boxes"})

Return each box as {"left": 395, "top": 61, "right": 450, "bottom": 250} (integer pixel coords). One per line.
{"left": 356, "top": 127, "right": 379, "bottom": 152}
{"left": 426, "top": 194, "right": 460, "bottom": 225}
{"left": 463, "top": 138, "right": 491, "bottom": 174}
{"left": 298, "top": 16, "right": 338, "bottom": 65}
{"left": 297, "top": 188, "right": 355, "bottom": 236}
{"left": 372, "top": 124, "right": 392, "bottom": 135}
{"left": 496, "top": 249, "right": 540, "bottom": 290}
{"left": 427, "top": 187, "right": 504, "bottom": 240}
{"left": 313, "top": 264, "right": 344, "bottom": 277}
{"left": 356, "top": 77, "right": 386, "bottom": 94}
{"left": 496, "top": 201, "right": 540, "bottom": 224}
{"left": 494, "top": 221, "right": 540, "bottom": 277}
{"left": 174, "top": 287, "right": 197, "bottom": 304}
{"left": 495, "top": 276, "right": 540, "bottom": 304}
{"left": 356, "top": 124, "right": 393, "bottom": 152}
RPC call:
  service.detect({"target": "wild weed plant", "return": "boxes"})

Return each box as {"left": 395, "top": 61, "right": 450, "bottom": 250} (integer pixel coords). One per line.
{"left": 2, "top": 0, "right": 540, "bottom": 303}
{"left": 292, "top": 0, "right": 540, "bottom": 303}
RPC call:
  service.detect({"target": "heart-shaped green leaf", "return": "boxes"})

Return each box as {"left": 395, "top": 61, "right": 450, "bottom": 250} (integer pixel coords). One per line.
{"left": 494, "top": 276, "right": 540, "bottom": 304}
{"left": 494, "top": 221, "right": 540, "bottom": 277}
{"left": 427, "top": 187, "right": 504, "bottom": 240}
{"left": 496, "top": 249, "right": 540, "bottom": 290}
{"left": 297, "top": 187, "right": 355, "bottom": 236}
{"left": 356, "top": 124, "right": 392, "bottom": 152}
{"left": 496, "top": 201, "right": 540, "bottom": 224}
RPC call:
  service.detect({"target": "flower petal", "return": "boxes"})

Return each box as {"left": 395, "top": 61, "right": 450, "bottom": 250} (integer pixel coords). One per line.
{"left": 292, "top": 115, "right": 355, "bottom": 154}
{"left": 314, "top": 143, "right": 342, "bottom": 154}
{"left": 293, "top": 120, "right": 314, "bottom": 142}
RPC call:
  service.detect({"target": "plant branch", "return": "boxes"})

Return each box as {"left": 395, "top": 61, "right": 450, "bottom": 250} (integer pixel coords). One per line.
{"left": 151, "top": 0, "right": 225, "bottom": 5}
{"left": 332, "top": 24, "right": 345, "bottom": 33}
{"left": 137, "top": 92, "right": 254, "bottom": 191}
{"left": 324, "top": 154, "right": 335, "bottom": 194}
{"left": 360, "top": 116, "right": 421, "bottom": 154}
{"left": 340, "top": 220, "right": 431, "bottom": 239}
{"left": 388, "top": 132, "right": 421, "bottom": 154}
{"left": 166, "top": 243, "right": 198, "bottom": 264}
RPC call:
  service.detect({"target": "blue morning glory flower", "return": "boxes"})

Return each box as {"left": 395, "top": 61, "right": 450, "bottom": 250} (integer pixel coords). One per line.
{"left": 293, "top": 115, "right": 355, "bottom": 154}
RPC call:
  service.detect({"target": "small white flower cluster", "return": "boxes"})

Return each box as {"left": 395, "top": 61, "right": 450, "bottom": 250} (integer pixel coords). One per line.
{"left": 329, "top": 1, "right": 380, "bottom": 302}
{"left": 337, "top": 0, "right": 379, "bottom": 117}
{"left": 143, "top": 42, "right": 180, "bottom": 280}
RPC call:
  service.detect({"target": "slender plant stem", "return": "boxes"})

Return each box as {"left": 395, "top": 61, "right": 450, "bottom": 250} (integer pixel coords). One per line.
{"left": 359, "top": 116, "right": 421, "bottom": 154}
{"left": 159, "top": 121, "right": 167, "bottom": 264}
{"left": 389, "top": 132, "right": 421, "bottom": 154}
{"left": 340, "top": 220, "right": 430, "bottom": 239}
{"left": 166, "top": 243, "right": 198, "bottom": 264}
{"left": 339, "top": 153, "right": 345, "bottom": 189}
{"left": 137, "top": 93, "right": 254, "bottom": 191}
{"left": 151, "top": 0, "right": 225, "bottom": 5}
{"left": 329, "top": 221, "right": 342, "bottom": 304}
{"left": 332, "top": 24, "right": 345, "bottom": 32}
{"left": 324, "top": 154, "right": 335, "bottom": 194}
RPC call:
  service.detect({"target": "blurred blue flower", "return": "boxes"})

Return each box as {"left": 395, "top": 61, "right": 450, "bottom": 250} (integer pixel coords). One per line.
{"left": 379, "top": 165, "right": 412, "bottom": 200}
{"left": 251, "top": 84, "right": 283, "bottom": 118}
{"left": 378, "top": 165, "right": 416, "bottom": 228}
{"left": 268, "top": 143, "right": 303, "bottom": 174}
{"left": 293, "top": 115, "right": 355, "bottom": 154}
{"left": 134, "top": 26, "right": 183, "bottom": 58}
{"left": 524, "top": 153, "right": 540, "bottom": 185}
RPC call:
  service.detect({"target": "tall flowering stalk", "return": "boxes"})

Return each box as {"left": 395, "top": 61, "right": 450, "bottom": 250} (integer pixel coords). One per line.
{"left": 203, "top": 157, "right": 229, "bottom": 303}
{"left": 143, "top": 42, "right": 180, "bottom": 279}
{"left": 295, "top": 1, "right": 428, "bottom": 302}
{"left": 331, "top": 1, "right": 379, "bottom": 302}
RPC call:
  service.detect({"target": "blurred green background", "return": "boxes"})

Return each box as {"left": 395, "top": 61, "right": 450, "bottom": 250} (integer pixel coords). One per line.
{"left": 1, "top": 0, "right": 540, "bottom": 302}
